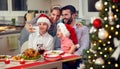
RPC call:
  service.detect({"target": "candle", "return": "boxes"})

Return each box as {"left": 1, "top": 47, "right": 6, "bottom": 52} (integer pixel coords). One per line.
{"left": 20, "top": 59, "right": 25, "bottom": 64}
{"left": 4, "top": 58, "right": 10, "bottom": 64}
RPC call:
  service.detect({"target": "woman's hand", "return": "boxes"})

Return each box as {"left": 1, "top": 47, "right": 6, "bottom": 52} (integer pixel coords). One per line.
{"left": 25, "top": 23, "right": 35, "bottom": 33}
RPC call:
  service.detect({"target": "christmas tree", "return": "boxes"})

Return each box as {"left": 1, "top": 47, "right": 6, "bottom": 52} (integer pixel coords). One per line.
{"left": 84, "top": 0, "right": 120, "bottom": 69}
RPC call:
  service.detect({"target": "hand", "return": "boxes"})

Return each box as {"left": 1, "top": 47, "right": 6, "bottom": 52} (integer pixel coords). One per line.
{"left": 25, "top": 23, "right": 35, "bottom": 33}
{"left": 76, "top": 22, "right": 83, "bottom": 28}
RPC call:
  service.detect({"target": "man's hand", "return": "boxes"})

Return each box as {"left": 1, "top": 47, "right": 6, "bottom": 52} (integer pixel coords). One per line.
{"left": 25, "top": 23, "right": 35, "bottom": 33}
{"left": 76, "top": 22, "right": 83, "bottom": 28}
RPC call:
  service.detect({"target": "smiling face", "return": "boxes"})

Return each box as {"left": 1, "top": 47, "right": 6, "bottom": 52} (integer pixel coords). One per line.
{"left": 61, "top": 9, "right": 73, "bottom": 24}
{"left": 38, "top": 22, "right": 48, "bottom": 34}
{"left": 49, "top": 9, "right": 61, "bottom": 24}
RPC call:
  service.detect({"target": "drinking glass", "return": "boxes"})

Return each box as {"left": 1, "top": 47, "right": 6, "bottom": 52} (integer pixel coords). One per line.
{"left": 37, "top": 44, "right": 45, "bottom": 55}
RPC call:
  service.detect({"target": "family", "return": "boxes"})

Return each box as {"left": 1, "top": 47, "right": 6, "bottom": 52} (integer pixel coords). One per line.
{"left": 19, "top": 5, "right": 89, "bottom": 69}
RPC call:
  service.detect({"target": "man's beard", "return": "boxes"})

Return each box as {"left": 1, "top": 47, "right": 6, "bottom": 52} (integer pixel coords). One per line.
{"left": 62, "top": 17, "right": 73, "bottom": 25}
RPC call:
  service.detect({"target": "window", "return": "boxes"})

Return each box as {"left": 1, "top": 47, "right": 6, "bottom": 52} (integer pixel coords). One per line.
{"left": 0, "top": 0, "right": 8, "bottom": 10}
{"left": 12, "top": 0, "right": 27, "bottom": 11}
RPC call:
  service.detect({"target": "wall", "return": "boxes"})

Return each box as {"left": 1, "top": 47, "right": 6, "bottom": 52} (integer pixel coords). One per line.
{"left": 27, "top": 0, "right": 51, "bottom": 10}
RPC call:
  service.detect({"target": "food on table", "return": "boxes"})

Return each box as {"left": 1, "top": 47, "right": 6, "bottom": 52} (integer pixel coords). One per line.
{"left": 12, "top": 48, "right": 41, "bottom": 60}
{"left": 0, "top": 55, "right": 6, "bottom": 59}
{"left": 12, "top": 56, "right": 21, "bottom": 60}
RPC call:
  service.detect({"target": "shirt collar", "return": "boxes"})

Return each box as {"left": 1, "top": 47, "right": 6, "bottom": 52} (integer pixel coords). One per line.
{"left": 36, "top": 32, "right": 48, "bottom": 37}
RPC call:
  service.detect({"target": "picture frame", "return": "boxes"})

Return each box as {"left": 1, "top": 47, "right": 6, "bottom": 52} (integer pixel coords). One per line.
{"left": 82, "top": 0, "right": 99, "bottom": 18}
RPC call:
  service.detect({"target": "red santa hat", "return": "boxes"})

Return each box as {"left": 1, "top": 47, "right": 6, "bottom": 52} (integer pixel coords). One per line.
{"left": 57, "top": 23, "right": 70, "bottom": 37}
{"left": 37, "top": 14, "right": 51, "bottom": 29}
{"left": 65, "top": 24, "right": 78, "bottom": 45}
{"left": 57, "top": 23, "right": 78, "bottom": 44}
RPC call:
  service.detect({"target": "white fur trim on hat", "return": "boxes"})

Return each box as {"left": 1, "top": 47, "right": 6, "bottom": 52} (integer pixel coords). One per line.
{"left": 37, "top": 17, "right": 51, "bottom": 29}
{"left": 57, "top": 23, "right": 70, "bottom": 37}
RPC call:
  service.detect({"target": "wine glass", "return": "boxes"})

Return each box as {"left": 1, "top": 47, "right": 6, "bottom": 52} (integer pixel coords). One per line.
{"left": 37, "top": 44, "right": 45, "bottom": 55}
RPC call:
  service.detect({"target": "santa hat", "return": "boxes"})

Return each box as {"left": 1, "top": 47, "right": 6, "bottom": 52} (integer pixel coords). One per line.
{"left": 57, "top": 23, "right": 70, "bottom": 37}
{"left": 37, "top": 14, "right": 51, "bottom": 29}
{"left": 65, "top": 24, "right": 78, "bottom": 44}
{"left": 57, "top": 23, "right": 78, "bottom": 45}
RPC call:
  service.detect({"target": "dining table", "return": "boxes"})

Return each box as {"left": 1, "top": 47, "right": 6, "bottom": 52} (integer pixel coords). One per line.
{"left": 0, "top": 54, "right": 81, "bottom": 69}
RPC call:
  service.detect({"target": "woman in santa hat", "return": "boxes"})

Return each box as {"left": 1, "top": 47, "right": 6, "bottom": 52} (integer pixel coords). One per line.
{"left": 57, "top": 23, "right": 77, "bottom": 54}
{"left": 28, "top": 14, "right": 54, "bottom": 52}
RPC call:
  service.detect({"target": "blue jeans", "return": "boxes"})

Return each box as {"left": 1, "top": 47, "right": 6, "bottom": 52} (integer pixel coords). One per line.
{"left": 63, "top": 59, "right": 82, "bottom": 69}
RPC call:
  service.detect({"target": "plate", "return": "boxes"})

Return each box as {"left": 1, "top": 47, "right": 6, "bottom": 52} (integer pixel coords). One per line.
{"left": 44, "top": 50, "right": 64, "bottom": 57}
{"left": 0, "top": 55, "right": 11, "bottom": 60}
{"left": 44, "top": 55, "right": 62, "bottom": 61}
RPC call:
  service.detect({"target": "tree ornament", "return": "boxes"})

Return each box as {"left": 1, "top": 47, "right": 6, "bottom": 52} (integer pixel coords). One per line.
{"left": 111, "top": 38, "right": 120, "bottom": 60}
{"left": 98, "top": 28, "right": 109, "bottom": 39}
{"left": 89, "top": 43, "right": 97, "bottom": 53}
{"left": 108, "top": 7, "right": 114, "bottom": 25}
{"left": 95, "top": 57, "right": 104, "bottom": 65}
{"left": 90, "top": 26, "right": 97, "bottom": 33}
{"left": 77, "top": 63, "right": 85, "bottom": 69}
{"left": 93, "top": 18, "right": 102, "bottom": 28}
{"left": 113, "top": 0, "right": 118, "bottom": 2}
{"left": 95, "top": 0, "right": 103, "bottom": 11}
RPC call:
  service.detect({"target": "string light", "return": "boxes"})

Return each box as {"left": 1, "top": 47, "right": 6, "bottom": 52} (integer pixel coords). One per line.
{"left": 99, "top": 40, "right": 102, "bottom": 43}
{"left": 108, "top": 35, "right": 112, "bottom": 39}
{"left": 88, "top": 56, "right": 91, "bottom": 59}
{"left": 87, "top": 50, "right": 90, "bottom": 53}
{"left": 115, "top": 31, "right": 118, "bottom": 35}
{"left": 115, "top": 63, "right": 118, "bottom": 68}
{"left": 93, "top": 43, "right": 96, "bottom": 46}
{"left": 94, "top": 54, "right": 97, "bottom": 57}
{"left": 116, "top": 25, "right": 120, "bottom": 28}
{"left": 98, "top": 47, "right": 101, "bottom": 50}
{"left": 116, "top": 9, "right": 119, "bottom": 12}
{"left": 114, "top": 15, "right": 117, "bottom": 18}
{"left": 100, "top": 52, "right": 103, "bottom": 54}
{"left": 104, "top": 48, "right": 107, "bottom": 51}
{"left": 104, "top": 17, "right": 107, "bottom": 20}
{"left": 108, "top": 61, "right": 111, "bottom": 64}
{"left": 104, "top": 2, "right": 108, "bottom": 5}
{"left": 105, "top": 8, "right": 108, "bottom": 11}
{"left": 112, "top": 5, "right": 115, "bottom": 9}
{"left": 90, "top": 67, "right": 93, "bottom": 69}
{"left": 102, "top": 65, "right": 105, "bottom": 68}
{"left": 93, "top": 59, "right": 95, "bottom": 62}
{"left": 111, "top": 27, "right": 114, "bottom": 30}
{"left": 103, "top": 43, "right": 106, "bottom": 46}
{"left": 104, "top": 55, "right": 107, "bottom": 58}
{"left": 107, "top": 41, "right": 110, "bottom": 44}
{"left": 109, "top": 47, "right": 113, "bottom": 52}
{"left": 105, "top": 24, "right": 108, "bottom": 28}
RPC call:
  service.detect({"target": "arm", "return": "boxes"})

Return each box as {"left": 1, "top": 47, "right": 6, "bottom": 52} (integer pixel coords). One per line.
{"left": 74, "top": 26, "right": 90, "bottom": 56}
{"left": 28, "top": 33, "right": 35, "bottom": 48}
{"left": 25, "top": 16, "right": 39, "bottom": 33}
{"left": 46, "top": 36, "right": 55, "bottom": 50}
{"left": 68, "top": 44, "right": 76, "bottom": 54}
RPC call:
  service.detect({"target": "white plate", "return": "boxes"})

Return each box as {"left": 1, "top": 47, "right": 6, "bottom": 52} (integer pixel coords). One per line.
{"left": 44, "top": 50, "right": 64, "bottom": 57}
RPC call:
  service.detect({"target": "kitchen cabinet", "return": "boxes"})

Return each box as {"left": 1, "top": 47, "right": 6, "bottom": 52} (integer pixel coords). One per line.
{"left": 0, "top": 33, "right": 20, "bottom": 55}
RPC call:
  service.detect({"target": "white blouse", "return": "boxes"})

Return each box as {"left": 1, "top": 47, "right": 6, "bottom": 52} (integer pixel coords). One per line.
{"left": 28, "top": 31, "right": 54, "bottom": 51}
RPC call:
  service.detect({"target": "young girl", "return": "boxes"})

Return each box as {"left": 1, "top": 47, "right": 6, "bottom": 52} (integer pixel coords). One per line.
{"left": 28, "top": 14, "right": 54, "bottom": 51}
{"left": 57, "top": 23, "right": 76, "bottom": 54}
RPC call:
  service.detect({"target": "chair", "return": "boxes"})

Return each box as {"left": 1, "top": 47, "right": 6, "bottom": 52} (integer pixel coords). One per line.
{"left": 21, "top": 41, "right": 28, "bottom": 53}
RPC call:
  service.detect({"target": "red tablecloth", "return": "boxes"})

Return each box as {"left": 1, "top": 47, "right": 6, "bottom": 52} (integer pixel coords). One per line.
{"left": 5, "top": 55, "right": 81, "bottom": 69}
